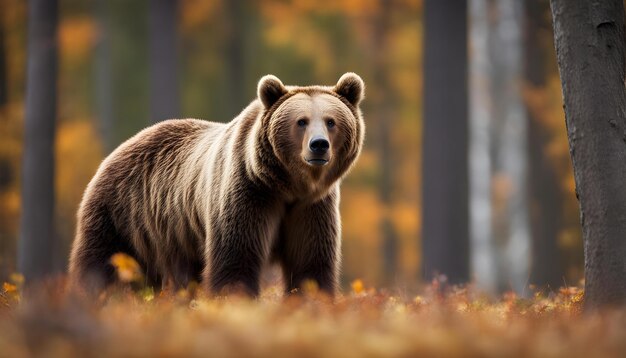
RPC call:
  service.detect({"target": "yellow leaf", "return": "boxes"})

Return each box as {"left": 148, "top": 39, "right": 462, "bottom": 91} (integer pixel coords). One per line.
{"left": 571, "top": 291, "right": 585, "bottom": 305}
{"left": 2, "top": 282, "right": 19, "bottom": 303}
{"left": 110, "top": 253, "right": 144, "bottom": 283}
{"left": 301, "top": 279, "right": 319, "bottom": 296}
{"left": 2, "top": 282, "right": 17, "bottom": 293}
{"left": 351, "top": 279, "right": 364, "bottom": 294}
{"left": 141, "top": 287, "right": 155, "bottom": 302}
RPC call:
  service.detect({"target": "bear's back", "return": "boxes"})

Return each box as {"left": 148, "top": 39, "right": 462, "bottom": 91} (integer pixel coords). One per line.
{"left": 95, "top": 119, "right": 224, "bottom": 196}
{"left": 78, "top": 119, "right": 227, "bottom": 279}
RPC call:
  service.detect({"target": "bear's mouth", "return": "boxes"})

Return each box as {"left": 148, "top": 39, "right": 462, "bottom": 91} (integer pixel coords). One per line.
{"left": 306, "top": 158, "right": 329, "bottom": 166}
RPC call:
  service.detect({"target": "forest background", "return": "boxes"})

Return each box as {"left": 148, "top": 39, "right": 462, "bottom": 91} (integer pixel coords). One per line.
{"left": 0, "top": 0, "right": 581, "bottom": 294}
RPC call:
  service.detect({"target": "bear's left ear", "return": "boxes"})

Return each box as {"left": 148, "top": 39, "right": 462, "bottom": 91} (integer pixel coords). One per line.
{"left": 334, "top": 72, "right": 364, "bottom": 107}
{"left": 258, "top": 75, "right": 288, "bottom": 109}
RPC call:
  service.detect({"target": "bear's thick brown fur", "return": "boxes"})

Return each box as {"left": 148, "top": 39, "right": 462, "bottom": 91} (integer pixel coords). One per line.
{"left": 69, "top": 73, "right": 365, "bottom": 296}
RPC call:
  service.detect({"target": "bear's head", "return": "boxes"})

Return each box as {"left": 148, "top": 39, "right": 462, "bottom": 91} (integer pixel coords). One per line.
{"left": 257, "top": 73, "right": 365, "bottom": 197}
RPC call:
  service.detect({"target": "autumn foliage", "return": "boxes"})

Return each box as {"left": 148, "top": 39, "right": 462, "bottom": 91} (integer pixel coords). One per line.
{"left": 1, "top": 256, "right": 625, "bottom": 358}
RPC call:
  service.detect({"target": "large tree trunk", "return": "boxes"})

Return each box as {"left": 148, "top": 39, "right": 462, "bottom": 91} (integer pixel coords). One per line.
{"left": 422, "top": 0, "right": 469, "bottom": 284}
{"left": 550, "top": 0, "right": 626, "bottom": 308}
{"left": 18, "top": 0, "right": 59, "bottom": 281}
{"left": 525, "top": 0, "right": 564, "bottom": 289}
{"left": 149, "top": 0, "right": 180, "bottom": 123}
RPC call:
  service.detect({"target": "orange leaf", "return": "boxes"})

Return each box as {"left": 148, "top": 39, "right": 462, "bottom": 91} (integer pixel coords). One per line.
{"left": 2, "top": 282, "right": 17, "bottom": 293}
{"left": 110, "top": 253, "right": 144, "bottom": 283}
{"left": 351, "top": 279, "right": 364, "bottom": 294}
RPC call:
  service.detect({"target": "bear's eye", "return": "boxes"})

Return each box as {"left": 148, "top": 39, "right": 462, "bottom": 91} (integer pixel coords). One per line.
{"left": 297, "top": 119, "right": 307, "bottom": 127}
{"left": 326, "top": 119, "right": 336, "bottom": 128}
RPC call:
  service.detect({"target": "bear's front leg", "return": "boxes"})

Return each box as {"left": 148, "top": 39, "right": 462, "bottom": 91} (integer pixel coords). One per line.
{"left": 203, "top": 193, "right": 281, "bottom": 297}
{"left": 279, "top": 188, "right": 341, "bottom": 296}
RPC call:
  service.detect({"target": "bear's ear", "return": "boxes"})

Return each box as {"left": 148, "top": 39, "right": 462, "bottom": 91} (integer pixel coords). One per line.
{"left": 334, "top": 72, "right": 364, "bottom": 107}
{"left": 258, "top": 75, "right": 288, "bottom": 109}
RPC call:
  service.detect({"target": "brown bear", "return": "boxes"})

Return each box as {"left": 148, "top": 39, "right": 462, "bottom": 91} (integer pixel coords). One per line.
{"left": 69, "top": 73, "right": 365, "bottom": 296}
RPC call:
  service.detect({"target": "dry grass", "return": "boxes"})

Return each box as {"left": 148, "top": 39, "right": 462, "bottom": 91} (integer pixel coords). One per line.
{"left": 1, "top": 272, "right": 625, "bottom": 358}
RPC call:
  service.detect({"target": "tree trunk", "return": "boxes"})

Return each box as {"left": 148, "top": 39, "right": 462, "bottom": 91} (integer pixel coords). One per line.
{"left": 488, "top": 0, "right": 530, "bottom": 294}
{"left": 469, "top": 0, "right": 497, "bottom": 293}
{"left": 107, "top": 0, "right": 149, "bottom": 144}
{"left": 525, "top": 0, "right": 564, "bottom": 289}
{"left": 550, "top": 0, "right": 626, "bottom": 308}
{"left": 18, "top": 0, "right": 58, "bottom": 281}
{"left": 373, "top": 0, "right": 399, "bottom": 285}
{"left": 149, "top": 0, "right": 180, "bottom": 123}
{"left": 422, "top": 0, "right": 469, "bottom": 284}
{"left": 0, "top": 17, "right": 6, "bottom": 107}
{"left": 0, "top": 9, "right": 9, "bottom": 278}
{"left": 94, "top": 0, "right": 114, "bottom": 152}
{"left": 225, "top": 0, "right": 246, "bottom": 117}
{"left": 527, "top": 119, "right": 564, "bottom": 289}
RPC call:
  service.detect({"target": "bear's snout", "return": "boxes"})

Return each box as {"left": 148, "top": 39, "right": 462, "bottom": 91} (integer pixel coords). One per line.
{"left": 309, "top": 137, "right": 329, "bottom": 154}
{"left": 306, "top": 136, "right": 330, "bottom": 166}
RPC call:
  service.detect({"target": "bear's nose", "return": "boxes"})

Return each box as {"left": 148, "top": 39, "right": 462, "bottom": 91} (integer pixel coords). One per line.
{"left": 309, "top": 137, "right": 330, "bottom": 154}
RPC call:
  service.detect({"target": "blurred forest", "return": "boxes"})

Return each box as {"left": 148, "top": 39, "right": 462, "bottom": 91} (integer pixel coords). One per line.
{"left": 0, "top": 0, "right": 582, "bottom": 292}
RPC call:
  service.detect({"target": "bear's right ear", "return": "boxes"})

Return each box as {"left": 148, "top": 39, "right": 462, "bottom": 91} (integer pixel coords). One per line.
{"left": 258, "top": 75, "right": 288, "bottom": 109}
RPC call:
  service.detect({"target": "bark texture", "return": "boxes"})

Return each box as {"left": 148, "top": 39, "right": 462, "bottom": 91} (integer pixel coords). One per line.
{"left": 550, "top": 0, "right": 626, "bottom": 307}
{"left": 18, "top": 0, "right": 59, "bottom": 281}
{"left": 422, "top": 0, "right": 469, "bottom": 284}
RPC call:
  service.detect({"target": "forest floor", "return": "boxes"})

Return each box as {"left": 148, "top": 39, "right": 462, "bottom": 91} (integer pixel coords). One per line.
{"left": 1, "top": 263, "right": 625, "bottom": 357}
